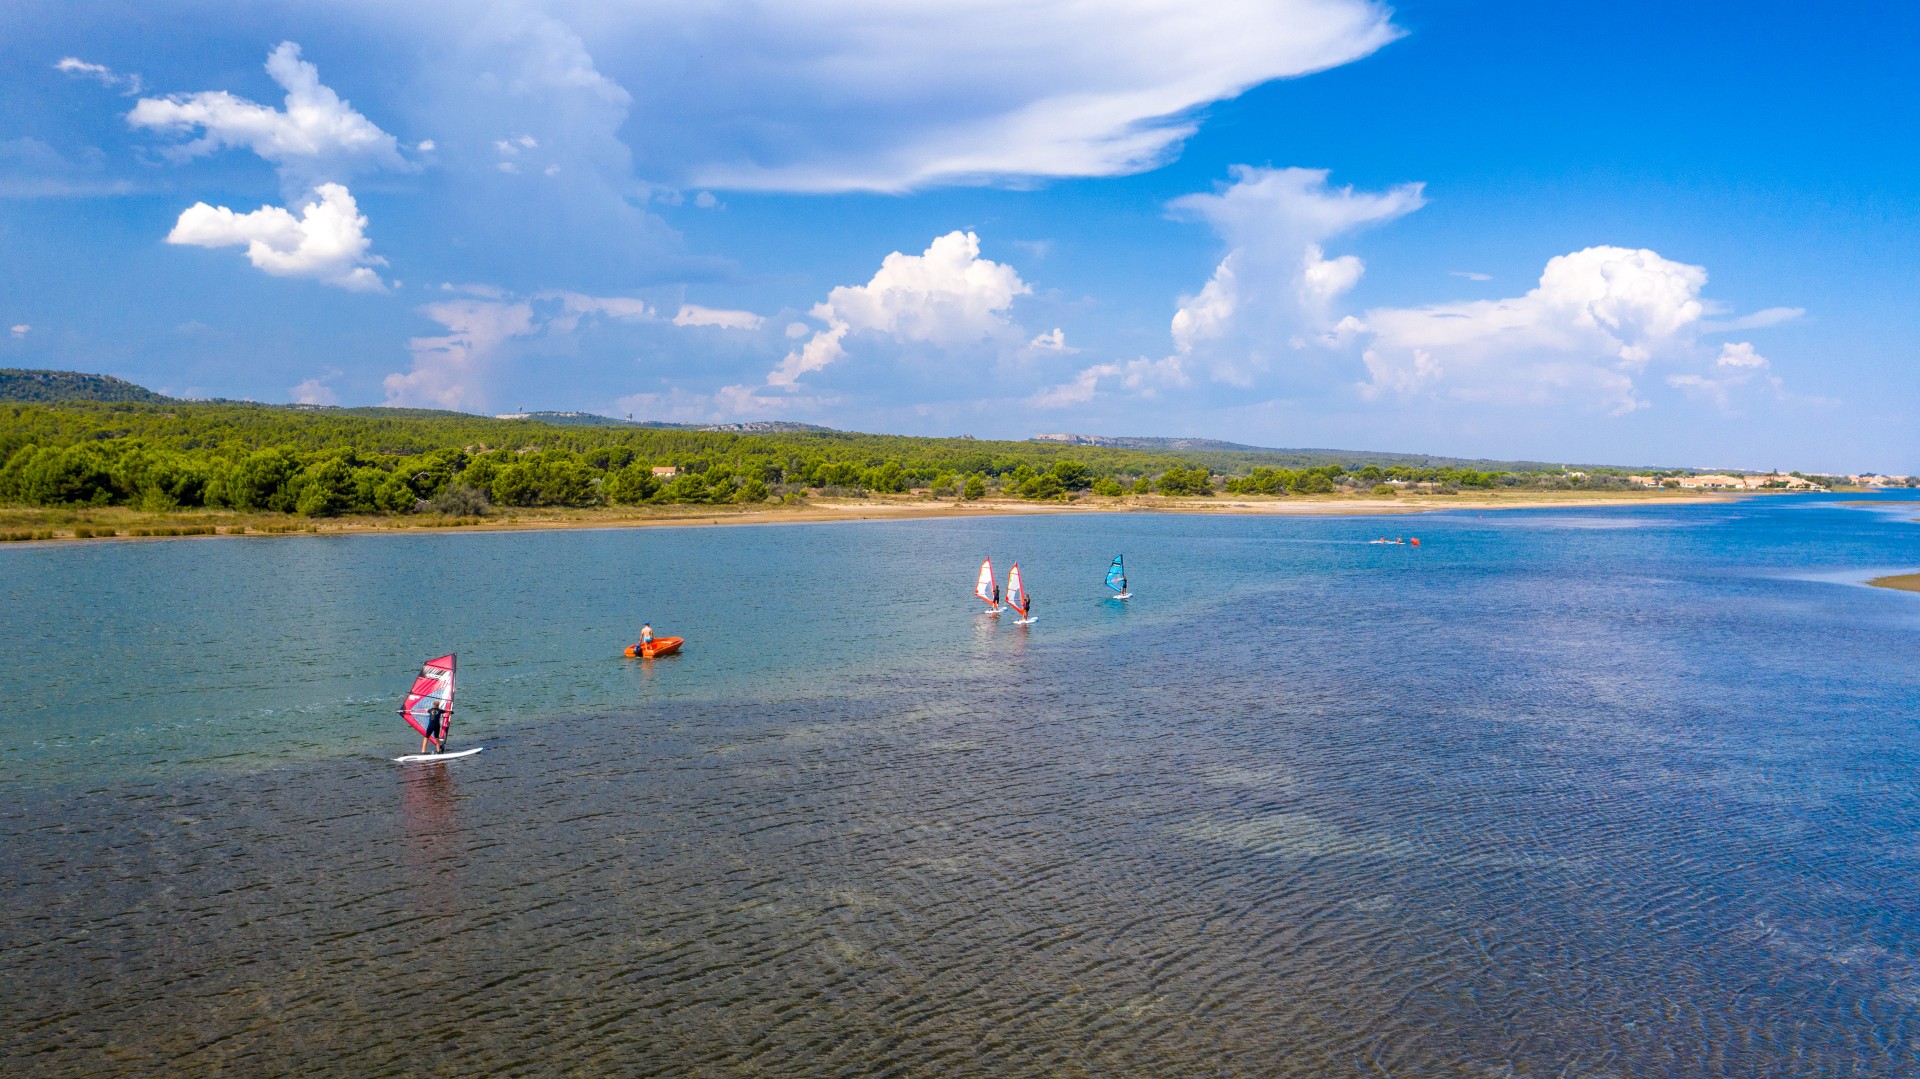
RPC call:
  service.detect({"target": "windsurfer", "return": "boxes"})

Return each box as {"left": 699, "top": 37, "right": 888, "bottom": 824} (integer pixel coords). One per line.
{"left": 421, "top": 701, "right": 446, "bottom": 755}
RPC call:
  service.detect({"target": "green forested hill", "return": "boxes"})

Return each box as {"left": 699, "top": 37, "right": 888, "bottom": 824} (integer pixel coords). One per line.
{"left": 0, "top": 369, "right": 173, "bottom": 404}
{"left": 0, "top": 391, "right": 1645, "bottom": 518}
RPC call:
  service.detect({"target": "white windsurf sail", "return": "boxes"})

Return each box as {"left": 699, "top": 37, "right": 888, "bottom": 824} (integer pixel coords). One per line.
{"left": 1006, "top": 563, "right": 1028, "bottom": 618}
{"left": 975, "top": 558, "right": 1000, "bottom": 609}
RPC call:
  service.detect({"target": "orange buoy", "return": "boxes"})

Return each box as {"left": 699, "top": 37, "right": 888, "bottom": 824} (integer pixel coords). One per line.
{"left": 1410, "top": 538, "right": 1421, "bottom": 546}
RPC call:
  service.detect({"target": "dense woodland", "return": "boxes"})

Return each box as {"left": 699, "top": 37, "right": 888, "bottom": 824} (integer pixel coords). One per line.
{"left": 0, "top": 399, "right": 1662, "bottom": 517}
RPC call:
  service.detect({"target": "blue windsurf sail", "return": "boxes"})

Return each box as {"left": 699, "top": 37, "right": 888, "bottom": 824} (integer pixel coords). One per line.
{"left": 1105, "top": 554, "right": 1127, "bottom": 594}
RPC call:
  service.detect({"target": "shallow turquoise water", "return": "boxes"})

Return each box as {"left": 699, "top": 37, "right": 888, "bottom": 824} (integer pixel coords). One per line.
{"left": 4, "top": 497, "right": 1920, "bottom": 1074}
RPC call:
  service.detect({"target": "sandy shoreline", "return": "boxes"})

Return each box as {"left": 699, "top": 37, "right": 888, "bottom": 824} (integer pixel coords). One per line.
{"left": 0, "top": 489, "right": 1739, "bottom": 545}
{"left": 1868, "top": 573, "right": 1920, "bottom": 594}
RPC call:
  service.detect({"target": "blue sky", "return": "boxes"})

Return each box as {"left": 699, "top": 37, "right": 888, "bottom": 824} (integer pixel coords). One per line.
{"left": 2, "top": 0, "right": 1916, "bottom": 471}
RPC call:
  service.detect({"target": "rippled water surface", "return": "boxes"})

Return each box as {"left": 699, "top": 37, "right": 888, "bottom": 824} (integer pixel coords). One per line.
{"left": 5, "top": 497, "right": 1920, "bottom": 1075}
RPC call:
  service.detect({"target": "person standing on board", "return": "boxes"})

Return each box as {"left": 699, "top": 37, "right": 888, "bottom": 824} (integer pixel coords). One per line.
{"left": 640, "top": 622, "right": 654, "bottom": 650}
{"left": 421, "top": 700, "right": 446, "bottom": 755}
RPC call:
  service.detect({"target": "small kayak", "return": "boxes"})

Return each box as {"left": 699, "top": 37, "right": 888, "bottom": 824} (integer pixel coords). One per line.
{"left": 624, "top": 636, "right": 684, "bottom": 658}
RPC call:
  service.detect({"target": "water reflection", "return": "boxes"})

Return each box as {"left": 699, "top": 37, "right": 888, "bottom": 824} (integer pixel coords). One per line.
{"left": 397, "top": 762, "right": 463, "bottom": 916}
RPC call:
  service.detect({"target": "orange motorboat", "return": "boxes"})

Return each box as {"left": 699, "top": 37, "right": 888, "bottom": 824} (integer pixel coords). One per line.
{"left": 624, "top": 636, "right": 684, "bottom": 659}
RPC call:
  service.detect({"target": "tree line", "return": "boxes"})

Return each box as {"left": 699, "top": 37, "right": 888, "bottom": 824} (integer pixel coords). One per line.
{"left": 0, "top": 401, "right": 1611, "bottom": 516}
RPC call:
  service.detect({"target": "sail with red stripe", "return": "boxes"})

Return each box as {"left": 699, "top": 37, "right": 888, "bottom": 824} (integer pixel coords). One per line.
{"left": 1005, "top": 563, "right": 1028, "bottom": 617}
{"left": 975, "top": 558, "right": 999, "bottom": 608}
{"left": 400, "top": 654, "right": 456, "bottom": 744}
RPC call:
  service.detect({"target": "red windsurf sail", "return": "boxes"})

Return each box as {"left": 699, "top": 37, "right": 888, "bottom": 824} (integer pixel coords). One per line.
{"left": 400, "top": 654, "right": 456, "bottom": 744}
{"left": 1005, "top": 563, "right": 1028, "bottom": 617}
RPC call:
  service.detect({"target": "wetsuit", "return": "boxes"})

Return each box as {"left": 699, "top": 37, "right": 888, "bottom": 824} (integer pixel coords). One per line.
{"left": 423, "top": 703, "right": 445, "bottom": 750}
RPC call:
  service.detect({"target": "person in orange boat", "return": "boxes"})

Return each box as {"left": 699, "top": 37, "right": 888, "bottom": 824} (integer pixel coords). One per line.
{"left": 636, "top": 621, "right": 654, "bottom": 654}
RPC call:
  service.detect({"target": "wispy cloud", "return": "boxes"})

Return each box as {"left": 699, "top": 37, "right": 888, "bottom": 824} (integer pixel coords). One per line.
{"left": 674, "top": 304, "right": 764, "bottom": 330}
{"left": 56, "top": 57, "right": 142, "bottom": 95}
{"left": 1700, "top": 306, "right": 1804, "bottom": 332}
{"left": 624, "top": 0, "right": 1402, "bottom": 192}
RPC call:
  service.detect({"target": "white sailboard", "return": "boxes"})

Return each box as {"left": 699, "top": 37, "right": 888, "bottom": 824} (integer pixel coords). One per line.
{"left": 395, "top": 747, "right": 485, "bottom": 763}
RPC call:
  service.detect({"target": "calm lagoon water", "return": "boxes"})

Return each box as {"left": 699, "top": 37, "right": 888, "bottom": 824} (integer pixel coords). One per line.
{"left": 4, "top": 496, "right": 1920, "bottom": 1074}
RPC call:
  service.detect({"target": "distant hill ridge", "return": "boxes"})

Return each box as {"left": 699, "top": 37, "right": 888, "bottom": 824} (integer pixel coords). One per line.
{"left": 4, "top": 368, "right": 1655, "bottom": 472}
{"left": 1032, "top": 432, "right": 1595, "bottom": 472}
{"left": 0, "top": 368, "right": 173, "bottom": 404}
{"left": 495, "top": 410, "right": 834, "bottom": 433}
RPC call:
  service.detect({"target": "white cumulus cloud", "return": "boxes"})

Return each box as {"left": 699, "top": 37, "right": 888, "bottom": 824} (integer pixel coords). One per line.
{"left": 381, "top": 288, "right": 668, "bottom": 407}
{"left": 291, "top": 376, "right": 340, "bottom": 405}
{"left": 1169, "top": 166, "right": 1425, "bottom": 338}
{"left": 1358, "top": 246, "right": 1786, "bottom": 414}
{"left": 128, "top": 42, "right": 408, "bottom": 191}
{"left": 385, "top": 299, "right": 537, "bottom": 409}
{"left": 166, "top": 182, "right": 388, "bottom": 291}
{"left": 1027, "top": 328, "right": 1075, "bottom": 353}
{"left": 674, "top": 304, "right": 764, "bottom": 330}
{"left": 771, "top": 230, "right": 1029, "bottom": 387}
{"left": 1025, "top": 166, "right": 1423, "bottom": 412}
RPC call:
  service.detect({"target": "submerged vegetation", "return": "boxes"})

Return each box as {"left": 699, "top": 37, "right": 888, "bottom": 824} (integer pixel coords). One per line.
{"left": 0, "top": 399, "right": 1693, "bottom": 520}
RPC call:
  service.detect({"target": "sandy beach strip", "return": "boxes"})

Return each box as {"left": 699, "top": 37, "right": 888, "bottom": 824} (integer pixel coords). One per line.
{"left": 1868, "top": 572, "right": 1920, "bottom": 593}
{"left": 0, "top": 489, "right": 1739, "bottom": 545}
